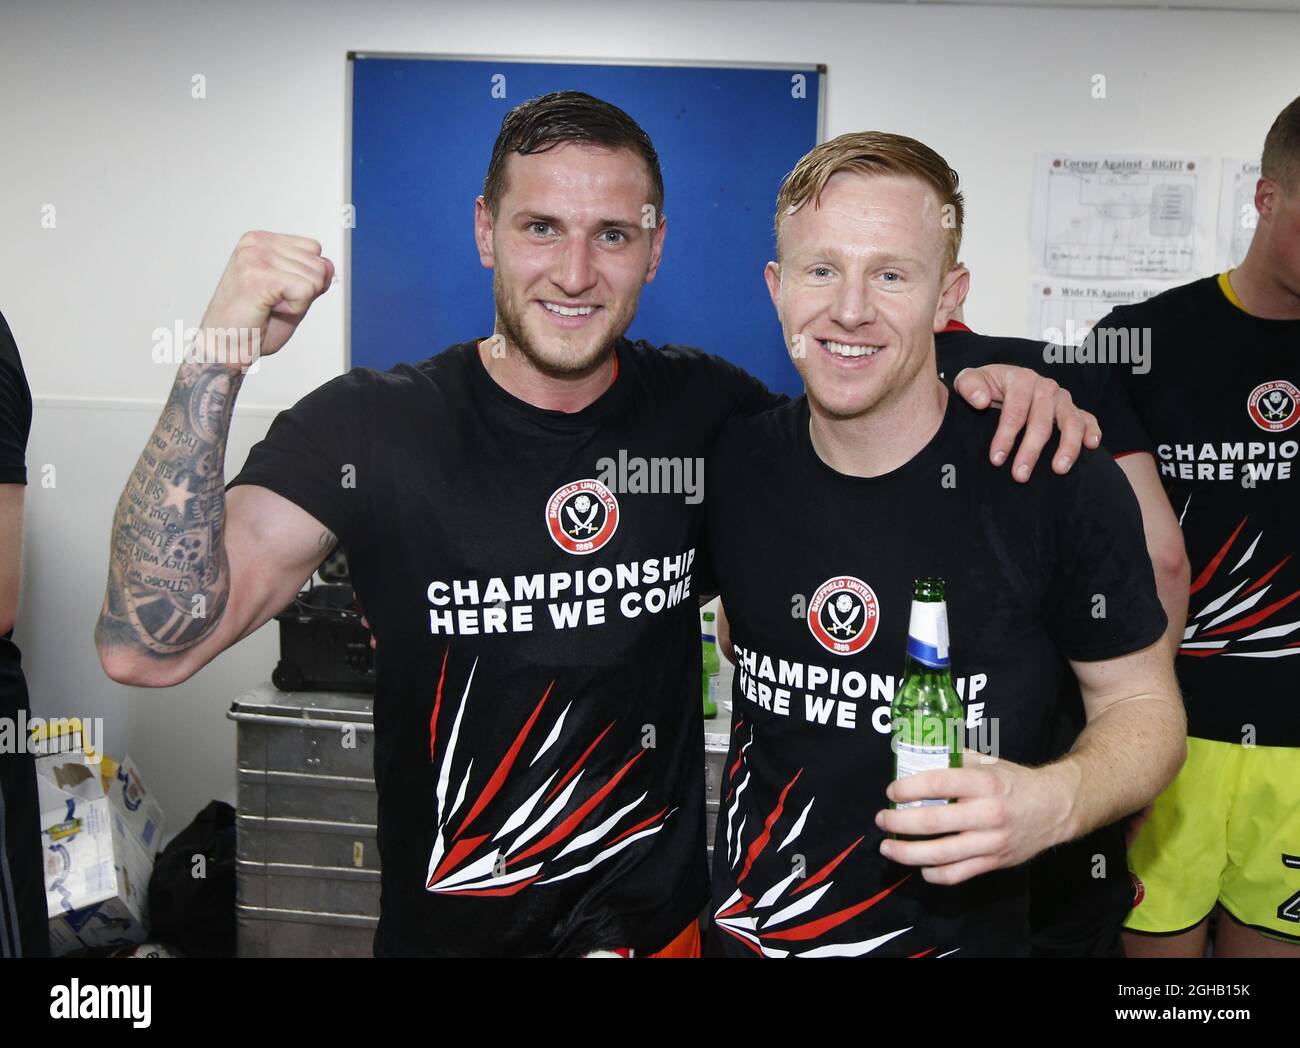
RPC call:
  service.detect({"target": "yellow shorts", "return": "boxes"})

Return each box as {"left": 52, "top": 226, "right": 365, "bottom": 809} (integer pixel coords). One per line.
{"left": 1124, "top": 736, "right": 1300, "bottom": 943}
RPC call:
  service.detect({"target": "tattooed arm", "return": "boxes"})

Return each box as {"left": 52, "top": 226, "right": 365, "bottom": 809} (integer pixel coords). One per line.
{"left": 95, "top": 232, "right": 336, "bottom": 686}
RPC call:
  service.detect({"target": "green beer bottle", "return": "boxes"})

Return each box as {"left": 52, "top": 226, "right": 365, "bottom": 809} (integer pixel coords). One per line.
{"left": 701, "top": 610, "right": 720, "bottom": 719}
{"left": 889, "top": 578, "right": 963, "bottom": 837}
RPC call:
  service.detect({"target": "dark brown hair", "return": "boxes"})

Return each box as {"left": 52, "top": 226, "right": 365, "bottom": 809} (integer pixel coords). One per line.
{"left": 482, "top": 91, "right": 664, "bottom": 217}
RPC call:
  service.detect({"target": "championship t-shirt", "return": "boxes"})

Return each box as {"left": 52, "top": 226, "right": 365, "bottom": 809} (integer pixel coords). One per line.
{"left": 936, "top": 323, "right": 1150, "bottom": 953}
{"left": 227, "top": 337, "right": 781, "bottom": 956}
{"left": 705, "top": 392, "right": 1167, "bottom": 957}
{"left": 1100, "top": 275, "right": 1300, "bottom": 747}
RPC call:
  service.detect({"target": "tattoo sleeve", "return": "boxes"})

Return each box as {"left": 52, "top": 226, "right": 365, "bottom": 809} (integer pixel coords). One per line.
{"left": 96, "top": 362, "right": 245, "bottom": 661}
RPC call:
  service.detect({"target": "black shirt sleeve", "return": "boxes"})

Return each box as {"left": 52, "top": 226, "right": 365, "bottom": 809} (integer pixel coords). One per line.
{"left": 707, "top": 352, "right": 789, "bottom": 420}
{"left": 690, "top": 360, "right": 784, "bottom": 597}
{"left": 1043, "top": 448, "right": 1168, "bottom": 661}
{"left": 0, "top": 310, "right": 32, "bottom": 486}
{"left": 937, "top": 330, "right": 1152, "bottom": 459}
{"left": 1080, "top": 307, "right": 1154, "bottom": 458}
{"left": 1078, "top": 361, "right": 1152, "bottom": 459}
{"left": 225, "top": 368, "right": 375, "bottom": 554}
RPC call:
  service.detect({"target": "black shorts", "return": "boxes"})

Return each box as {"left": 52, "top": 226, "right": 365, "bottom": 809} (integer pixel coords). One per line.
{"left": 1029, "top": 821, "right": 1133, "bottom": 959}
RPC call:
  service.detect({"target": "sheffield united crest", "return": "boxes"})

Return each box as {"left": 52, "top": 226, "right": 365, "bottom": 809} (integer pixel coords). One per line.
{"left": 546, "top": 479, "right": 620, "bottom": 555}
{"left": 1247, "top": 380, "right": 1299, "bottom": 432}
{"left": 808, "top": 576, "right": 880, "bottom": 656}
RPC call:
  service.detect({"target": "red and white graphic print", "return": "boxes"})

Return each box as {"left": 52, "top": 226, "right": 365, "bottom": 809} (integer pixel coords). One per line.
{"left": 807, "top": 576, "right": 880, "bottom": 656}
{"left": 423, "top": 648, "right": 673, "bottom": 896}
{"left": 713, "top": 721, "right": 958, "bottom": 958}
{"left": 1247, "top": 380, "right": 1299, "bottom": 433}
{"left": 545, "top": 479, "right": 620, "bottom": 555}
{"left": 1179, "top": 514, "right": 1300, "bottom": 660}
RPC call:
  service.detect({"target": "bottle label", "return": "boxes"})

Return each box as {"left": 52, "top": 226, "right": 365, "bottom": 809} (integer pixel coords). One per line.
{"left": 708, "top": 676, "right": 719, "bottom": 703}
{"left": 905, "top": 600, "right": 949, "bottom": 669}
{"left": 894, "top": 740, "right": 950, "bottom": 808}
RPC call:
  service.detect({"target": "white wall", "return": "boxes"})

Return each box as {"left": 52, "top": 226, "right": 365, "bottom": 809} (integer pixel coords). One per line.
{"left": 16, "top": 398, "right": 279, "bottom": 822}
{"left": 2, "top": 0, "right": 1296, "bottom": 836}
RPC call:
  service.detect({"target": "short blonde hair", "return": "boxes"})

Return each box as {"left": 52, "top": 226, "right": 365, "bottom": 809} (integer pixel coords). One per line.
{"left": 774, "top": 131, "right": 964, "bottom": 274}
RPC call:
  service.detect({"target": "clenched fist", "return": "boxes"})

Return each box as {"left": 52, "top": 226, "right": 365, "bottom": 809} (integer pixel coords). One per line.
{"left": 196, "top": 231, "right": 335, "bottom": 368}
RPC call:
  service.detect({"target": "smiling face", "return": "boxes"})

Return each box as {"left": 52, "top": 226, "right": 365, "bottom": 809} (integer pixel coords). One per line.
{"left": 765, "top": 171, "right": 965, "bottom": 422}
{"left": 474, "top": 141, "right": 666, "bottom": 377}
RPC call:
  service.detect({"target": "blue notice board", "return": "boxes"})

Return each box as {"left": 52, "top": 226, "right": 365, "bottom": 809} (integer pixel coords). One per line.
{"left": 348, "top": 53, "right": 824, "bottom": 396}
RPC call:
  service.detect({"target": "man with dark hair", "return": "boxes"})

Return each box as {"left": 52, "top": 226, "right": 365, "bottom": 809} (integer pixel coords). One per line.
{"left": 95, "top": 92, "right": 1093, "bottom": 957}
{"left": 0, "top": 308, "right": 45, "bottom": 958}
{"left": 1099, "top": 95, "right": 1300, "bottom": 959}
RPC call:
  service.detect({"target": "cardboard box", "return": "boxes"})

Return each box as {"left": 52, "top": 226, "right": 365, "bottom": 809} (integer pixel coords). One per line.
{"left": 99, "top": 754, "right": 164, "bottom": 858}
{"left": 37, "top": 750, "right": 163, "bottom": 955}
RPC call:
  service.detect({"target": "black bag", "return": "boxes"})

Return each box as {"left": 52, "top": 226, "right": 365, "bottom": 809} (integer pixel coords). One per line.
{"left": 272, "top": 582, "right": 375, "bottom": 693}
{"left": 147, "top": 800, "right": 236, "bottom": 957}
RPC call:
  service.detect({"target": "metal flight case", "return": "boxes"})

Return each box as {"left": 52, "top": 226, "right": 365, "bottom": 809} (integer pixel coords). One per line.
{"left": 227, "top": 684, "right": 379, "bottom": 957}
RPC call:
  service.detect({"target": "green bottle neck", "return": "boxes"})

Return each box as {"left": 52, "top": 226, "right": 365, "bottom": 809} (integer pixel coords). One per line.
{"left": 901, "top": 654, "right": 953, "bottom": 687}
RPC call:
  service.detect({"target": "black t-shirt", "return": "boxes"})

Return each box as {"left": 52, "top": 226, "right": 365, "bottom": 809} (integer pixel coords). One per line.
{"left": 937, "top": 326, "right": 1145, "bottom": 951}
{"left": 0, "top": 308, "right": 31, "bottom": 684}
{"left": 0, "top": 308, "right": 45, "bottom": 959}
{"left": 1100, "top": 275, "right": 1300, "bottom": 747}
{"left": 935, "top": 326, "right": 1151, "bottom": 458}
{"left": 704, "top": 393, "right": 1166, "bottom": 957}
{"left": 227, "top": 337, "right": 781, "bottom": 956}
{"left": 0, "top": 311, "right": 30, "bottom": 488}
